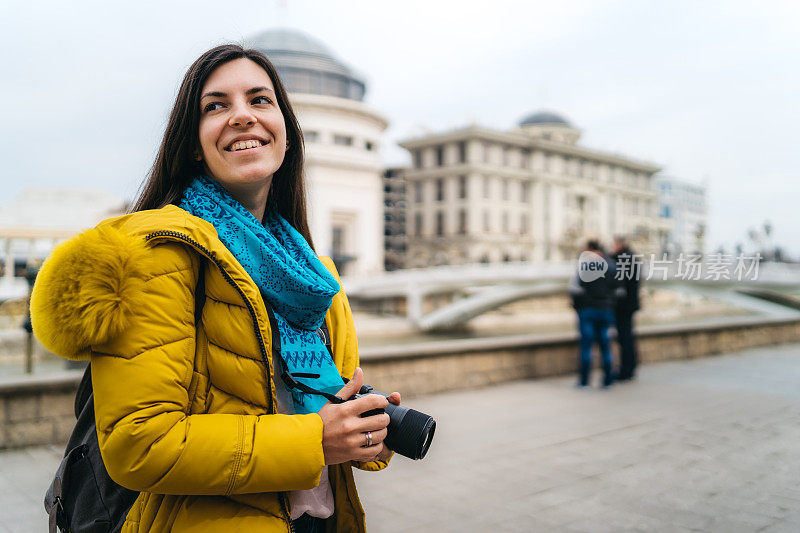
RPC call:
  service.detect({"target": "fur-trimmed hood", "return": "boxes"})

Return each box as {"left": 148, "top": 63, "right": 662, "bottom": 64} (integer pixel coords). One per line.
{"left": 31, "top": 225, "right": 154, "bottom": 360}
{"left": 30, "top": 206, "right": 223, "bottom": 360}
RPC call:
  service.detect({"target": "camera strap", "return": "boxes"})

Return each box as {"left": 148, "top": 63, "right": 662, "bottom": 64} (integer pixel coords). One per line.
{"left": 265, "top": 305, "right": 346, "bottom": 405}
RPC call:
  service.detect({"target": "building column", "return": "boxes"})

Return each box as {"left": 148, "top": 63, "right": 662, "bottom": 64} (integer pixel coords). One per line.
{"left": 27, "top": 238, "right": 37, "bottom": 267}
{"left": 3, "top": 238, "right": 13, "bottom": 281}
{"left": 407, "top": 285, "right": 424, "bottom": 326}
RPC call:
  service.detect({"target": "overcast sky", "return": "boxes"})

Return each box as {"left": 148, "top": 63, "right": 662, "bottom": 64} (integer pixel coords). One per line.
{"left": 2, "top": 0, "right": 798, "bottom": 255}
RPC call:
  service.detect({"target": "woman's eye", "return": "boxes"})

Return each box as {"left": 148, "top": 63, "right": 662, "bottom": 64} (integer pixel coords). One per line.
{"left": 203, "top": 102, "right": 224, "bottom": 112}
{"left": 252, "top": 96, "right": 272, "bottom": 105}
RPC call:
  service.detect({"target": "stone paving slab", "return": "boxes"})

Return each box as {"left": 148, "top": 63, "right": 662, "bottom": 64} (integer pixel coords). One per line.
{"left": 3, "top": 343, "right": 800, "bottom": 532}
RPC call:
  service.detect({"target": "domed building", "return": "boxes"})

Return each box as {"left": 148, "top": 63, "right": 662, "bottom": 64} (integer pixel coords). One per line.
{"left": 247, "top": 29, "right": 388, "bottom": 275}
{"left": 398, "top": 110, "right": 669, "bottom": 265}
{"left": 517, "top": 111, "right": 581, "bottom": 145}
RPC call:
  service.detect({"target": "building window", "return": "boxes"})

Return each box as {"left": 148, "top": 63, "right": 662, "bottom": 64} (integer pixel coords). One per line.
{"left": 502, "top": 179, "right": 509, "bottom": 201}
{"left": 304, "top": 130, "right": 319, "bottom": 143}
{"left": 502, "top": 146, "right": 511, "bottom": 167}
{"left": 414, "top": 182, "right": 423, "bottom": 203}
{"left": 521, "top": 149, "right": 530, "bottom": 169}
{"left": 483, "top": 176, "right": 490, "bottom": 199}
{"left": 435, "top": 179, "right": 445, "bottom": 202}
{"left": 365, "top": 140, "right": 375, "bottom": 151}
{"left": 483, "top": 210, "right": 490, "bottom": 232}
{"left": 436, "top": 211, "right": 445, "bottom": 236}
{"left": 414, "top": 213, "right": 423, "bottom": 235}
{"left": 333, "top": 134, "right": 353, "bottom": 146}
{"left": 332, "top": 226, "right": 344, "bottom": 257}
{"left": 458, "top": 209, "right": 467, "bottom": 234}
{"left": 521, "top": 182, "right": 530, "bottom": 203}
{"left": 502, "top": 212, "right": 509, "bottom": 232}
{"left": 413, "top": 149, "right": 422, "bottom": 169}
{"left": 521, "top": 214, "right": 529, "bottom": 234}
{"left": 483, "top": 142, "right": 491, "bottom": 163}
{"left": 458, "top": 141, "right": 467, "bottom": 163}
{"left": 436, "top": 145, "right": 445, "bottom": 167}
{"left": 458, "top": 175, "right": 467, "bottom": 199}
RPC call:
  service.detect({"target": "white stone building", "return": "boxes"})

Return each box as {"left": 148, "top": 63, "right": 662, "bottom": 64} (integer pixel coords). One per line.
{"left": 398, "top": 112, "right": 667, "bottom": 266}
{"left": 249, "top": 29, "right": 388, "bottom": 276}
{"left": 655, "top": 176, "right": 707, "bottom": 256}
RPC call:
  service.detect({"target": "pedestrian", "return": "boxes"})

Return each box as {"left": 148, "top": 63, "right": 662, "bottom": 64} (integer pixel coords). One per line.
{"left": 611, "top": 236, "right": 641, "bottom": 381}
{"left": 30, "top": 44, "right": 400, "bottom": 533}
{"left": 569, "top": 240, "right": 618, "bottom": 388}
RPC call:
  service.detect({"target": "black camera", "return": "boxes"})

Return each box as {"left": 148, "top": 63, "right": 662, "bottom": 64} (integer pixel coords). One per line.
{"left": 350, "top": 385, "right": 436, "bottom": 460}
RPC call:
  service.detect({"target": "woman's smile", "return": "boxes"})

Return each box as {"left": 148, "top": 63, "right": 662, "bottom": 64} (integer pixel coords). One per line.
{"left": 226, "top": 138, "right": 269, "bottom": 152}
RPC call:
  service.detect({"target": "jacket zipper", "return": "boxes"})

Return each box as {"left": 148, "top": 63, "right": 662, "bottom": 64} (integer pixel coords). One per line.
{"left": 144, "top": 230, "right": 274, "bottom": 414}
{"left": 281, "top": 493, "right": 296, "bottom": 533}
{"left": 146, "top": 230, "right": 309, "bottom": 532}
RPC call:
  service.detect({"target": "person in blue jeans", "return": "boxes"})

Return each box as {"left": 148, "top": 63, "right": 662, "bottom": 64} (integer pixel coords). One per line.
{"left": 569, "top": 240, "right": 619, "bottom": 388}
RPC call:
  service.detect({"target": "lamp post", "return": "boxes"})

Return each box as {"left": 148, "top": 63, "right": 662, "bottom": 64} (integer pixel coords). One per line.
{"left": 22, "top": 265, "right": 38, "bottom": 374}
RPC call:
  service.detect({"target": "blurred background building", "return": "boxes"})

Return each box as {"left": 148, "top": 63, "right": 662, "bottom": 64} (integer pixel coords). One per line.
{"left": 396, "top": 111, "right": 668, "bottom": 267}
{"left": 383, "top": 167, "right": 407, "bottom": 271}
{"left": 655, "top": 176, "right": 708, "bottom": 257}
{"left": 247, "top": 29, "right": 388, "bottom": 276}
{"left": 0, "top": 188, "right": 126, "bottom": 299}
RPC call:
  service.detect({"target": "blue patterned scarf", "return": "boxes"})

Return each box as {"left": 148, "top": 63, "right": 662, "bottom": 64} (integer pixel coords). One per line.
{"left": 179, "top": 176, "right": 344, "bottom": 414}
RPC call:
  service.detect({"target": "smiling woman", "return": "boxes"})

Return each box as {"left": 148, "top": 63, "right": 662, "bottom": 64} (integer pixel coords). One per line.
{"left": 31, "top": 44, "right": 401, "bottom": 533}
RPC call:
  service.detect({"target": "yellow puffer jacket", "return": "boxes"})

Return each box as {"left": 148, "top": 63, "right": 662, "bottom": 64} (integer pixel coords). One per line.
{"left": 31, "top": 205, "right": 387, "bottom": 532}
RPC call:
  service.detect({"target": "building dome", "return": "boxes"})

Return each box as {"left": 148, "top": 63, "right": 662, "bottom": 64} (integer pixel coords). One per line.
{"left": 519, "top": 111, "right": 572, "bottom": 127}
{"left": 246, "top": 28, "right": 366, "bottom": 101}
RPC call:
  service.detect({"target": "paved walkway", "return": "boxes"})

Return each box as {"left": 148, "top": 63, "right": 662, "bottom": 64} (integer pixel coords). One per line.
{"left": 3, "top": 343, "right": 800, "bottom": 532}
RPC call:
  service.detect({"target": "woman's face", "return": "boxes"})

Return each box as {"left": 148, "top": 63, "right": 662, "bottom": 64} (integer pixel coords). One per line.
{"left": 197, "top": 58, "right": 287, "bottom": 196}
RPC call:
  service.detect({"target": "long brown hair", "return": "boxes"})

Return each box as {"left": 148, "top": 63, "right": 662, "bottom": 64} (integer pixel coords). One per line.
{"left": 131, "top": 44, "right": 314, "bottom": 248}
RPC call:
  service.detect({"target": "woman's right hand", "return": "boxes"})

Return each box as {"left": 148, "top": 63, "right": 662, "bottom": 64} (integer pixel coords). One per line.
{"left": 318, "top": 367, "right": 390, "bottom": 465}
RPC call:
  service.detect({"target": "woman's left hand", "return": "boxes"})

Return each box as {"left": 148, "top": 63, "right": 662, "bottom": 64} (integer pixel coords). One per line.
{"left": 373, "top": 392, "right": 401, "bottom": 462}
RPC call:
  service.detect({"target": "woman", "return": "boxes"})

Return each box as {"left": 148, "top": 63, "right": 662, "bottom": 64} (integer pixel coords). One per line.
{"left": 31, "top": 44, "right": 398, "bottom": 532}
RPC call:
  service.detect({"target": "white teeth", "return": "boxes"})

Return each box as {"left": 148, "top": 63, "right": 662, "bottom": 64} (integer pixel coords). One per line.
{"left": 229, "top": 139, "right": 264, "bottom": 151}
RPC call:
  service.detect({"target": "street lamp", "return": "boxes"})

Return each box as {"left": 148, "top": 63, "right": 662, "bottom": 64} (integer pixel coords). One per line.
{"left": 22, "top": 265, "right": 38, "bottom": 374}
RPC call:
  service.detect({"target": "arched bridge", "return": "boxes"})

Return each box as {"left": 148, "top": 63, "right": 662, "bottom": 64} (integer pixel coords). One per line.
{"left": 342, "top": 261, "right": 800, "bottom": 331}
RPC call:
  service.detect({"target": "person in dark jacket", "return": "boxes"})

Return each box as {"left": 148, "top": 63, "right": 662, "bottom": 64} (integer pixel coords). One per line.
{"left": 569, "top": 240, "right": 618, "bottom": 388}
{"left": 611, "top": 236, "right": 641, "bottom": 381}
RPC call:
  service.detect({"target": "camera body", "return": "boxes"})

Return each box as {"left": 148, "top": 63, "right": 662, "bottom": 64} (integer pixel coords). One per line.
{"left": 347, "top": 384, "right": 436, "bottom": 460}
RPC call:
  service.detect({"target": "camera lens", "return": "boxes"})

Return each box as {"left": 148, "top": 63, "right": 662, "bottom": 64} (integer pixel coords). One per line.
{"left": 384, "top": 404, "right": 436, "bottom": 460}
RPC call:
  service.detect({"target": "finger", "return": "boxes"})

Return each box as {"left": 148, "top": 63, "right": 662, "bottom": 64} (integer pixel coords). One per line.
{"left": 387, "top": 392, "right": 401, "bottom": 406}
{"left": 345, "top": 392, "right": 388, "bottom": 415}
{"left": 353, "top": 427, "right": 388, "bottom": 449}
{"left": 334, "top": 367, "right": 363, "bottom": 402}
{"left": 369, "top": 428, "right": 388, "bottom": 445}
{"left": 355, "top": 414, "right": 391, "bottom": 434}
{"left": 358, "top": 443, "right": 385, "bottom": 462}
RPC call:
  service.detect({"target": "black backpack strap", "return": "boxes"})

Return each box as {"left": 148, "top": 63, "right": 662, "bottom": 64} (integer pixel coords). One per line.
{"left": 73, "top": 365, "right": 93, "bottom": 419}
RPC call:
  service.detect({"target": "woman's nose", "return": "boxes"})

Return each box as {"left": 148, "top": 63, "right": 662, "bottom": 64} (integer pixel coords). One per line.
{"left": 229, "top": 103, "right": 257, "bottom": 127}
